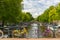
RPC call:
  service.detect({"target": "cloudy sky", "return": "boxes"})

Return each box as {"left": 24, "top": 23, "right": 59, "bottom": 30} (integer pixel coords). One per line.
{"left": 23, "top": 0, "right": 60, "bottom": 18}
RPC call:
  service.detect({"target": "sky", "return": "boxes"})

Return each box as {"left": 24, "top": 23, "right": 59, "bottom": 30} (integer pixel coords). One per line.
{"left": 22, "top": 0, "right": 60, "bottom": 18}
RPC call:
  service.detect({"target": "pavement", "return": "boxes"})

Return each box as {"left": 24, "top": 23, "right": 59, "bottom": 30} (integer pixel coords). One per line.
{"left": 0, "top": 38, "right": 60, "bottom": 40}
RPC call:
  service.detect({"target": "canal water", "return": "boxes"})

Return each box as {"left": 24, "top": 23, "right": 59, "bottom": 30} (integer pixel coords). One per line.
{"left": 26, "top": 23, "right": 43, "bottom": 38}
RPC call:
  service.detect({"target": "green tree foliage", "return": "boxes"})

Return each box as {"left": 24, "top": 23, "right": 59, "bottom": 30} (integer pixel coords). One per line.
{"left": 56, "top": 3, "right": 60, "bottom": 20}
{"left": 37, "top": 8, "right": 49, "bottom": 23}
{"left": 0, "top": 0, "right": 23, "bottom": 27}
{"left": 37, "top": 3, "right": 60, "bottom": 23}
{"left": 49, "top": 6, "right": 58, "bottom": 23}
{"left": 20, "top": 12, "right": 34, "bottom": 22}
{"left": 26, "top": 12, "right": 34, "bottom": 21}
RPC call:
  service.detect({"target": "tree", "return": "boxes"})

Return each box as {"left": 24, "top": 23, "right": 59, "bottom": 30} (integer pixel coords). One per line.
{"left": 56, "top": 3, "right": 60, "bottom": 20}
{"left": 37, "top": 8, "right": 49, "bottom": 23}
{"left": 49, "top": 6, "right": 58, "bottom": 23}
{"left": 37, "top": 5, "right": 59, "bottom": 23}
{"left": 0, "top": 0, "right": 23, "bottom": 27}
{"left": 20, "top": 12, "right": 34, "bottom": 22}
{"left": 26, "top": 12, "right": 34, "bottom": 21}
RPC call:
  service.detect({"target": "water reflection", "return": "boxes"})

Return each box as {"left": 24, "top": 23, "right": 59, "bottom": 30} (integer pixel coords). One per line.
{"left": 27, "top": 23, "right": 42, "bottom": 38}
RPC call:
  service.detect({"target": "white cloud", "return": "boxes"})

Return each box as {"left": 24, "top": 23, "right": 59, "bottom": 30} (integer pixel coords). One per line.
{"left": 23, "top": 0, "right": 60, "bottom": 18}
